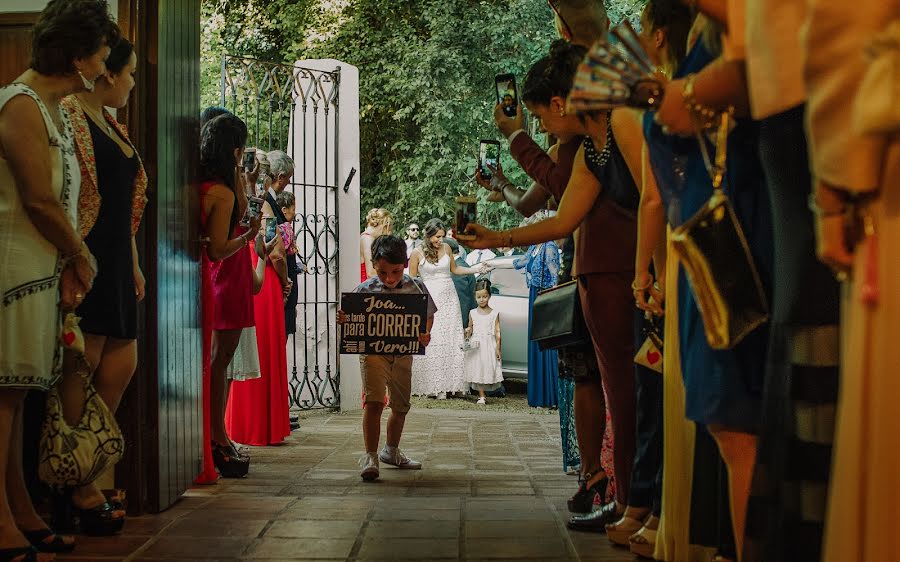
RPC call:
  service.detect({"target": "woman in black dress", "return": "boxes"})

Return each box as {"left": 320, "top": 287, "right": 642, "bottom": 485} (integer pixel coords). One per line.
{"left": 59, "top": 37, "right": 146, "bottom": 536}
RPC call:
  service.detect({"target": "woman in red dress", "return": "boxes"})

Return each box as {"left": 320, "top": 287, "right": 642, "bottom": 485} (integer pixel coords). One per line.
{"left": 359, "top": 208, "right": 393, "bottom": 281}
{"left": 225, "top": 180, "right": 292, "bottom": 446}
{"left": 197, "top": 111, "right": 260, "bottom": 481}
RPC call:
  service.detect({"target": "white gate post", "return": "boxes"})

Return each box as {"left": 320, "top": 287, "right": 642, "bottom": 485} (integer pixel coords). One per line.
{"left": 289, "top": 58, "right": 361, "bottom": 412}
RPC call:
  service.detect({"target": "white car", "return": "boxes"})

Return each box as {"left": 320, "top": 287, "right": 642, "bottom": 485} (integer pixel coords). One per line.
{"left": 477, "top": 255, "right": 530, "bottom": 380}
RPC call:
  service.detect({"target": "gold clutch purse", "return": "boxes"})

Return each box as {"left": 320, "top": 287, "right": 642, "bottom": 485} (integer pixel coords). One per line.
{"left": 670, "top": 112, "right": 769, "bottom": 350}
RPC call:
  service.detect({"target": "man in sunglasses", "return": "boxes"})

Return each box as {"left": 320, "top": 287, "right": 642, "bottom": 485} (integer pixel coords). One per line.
{"left": 404, "top": 223, "right": 422, "bottom": 256}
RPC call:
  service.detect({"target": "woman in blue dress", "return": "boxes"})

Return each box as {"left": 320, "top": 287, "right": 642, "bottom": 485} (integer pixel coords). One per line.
{"left": 490, "top": 217, "right": 560, "bottom": 408}
{"left": 647, "top": 17, "right": 774, "bottom": 559}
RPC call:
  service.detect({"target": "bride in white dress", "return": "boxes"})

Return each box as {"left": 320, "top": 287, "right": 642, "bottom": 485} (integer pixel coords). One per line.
{"left": 410, "top": 219, "right": 490, "bottom": 398}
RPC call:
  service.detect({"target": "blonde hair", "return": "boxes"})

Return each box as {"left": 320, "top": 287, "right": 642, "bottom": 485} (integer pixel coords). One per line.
{"left": 365, "top": 208, "right": 393, "bottom": 229}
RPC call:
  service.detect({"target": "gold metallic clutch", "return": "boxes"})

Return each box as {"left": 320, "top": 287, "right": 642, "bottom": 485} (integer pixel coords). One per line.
{"left": 670, "top": 112, "right": 769, "bottom": 350}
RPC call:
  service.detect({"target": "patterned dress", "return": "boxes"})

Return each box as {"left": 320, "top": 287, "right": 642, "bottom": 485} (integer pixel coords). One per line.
{"left": 0, "top": 84, "right": 79, "bottom": 390}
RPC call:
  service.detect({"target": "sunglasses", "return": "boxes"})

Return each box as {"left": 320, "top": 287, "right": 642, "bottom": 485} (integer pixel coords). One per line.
{"left": 408, "top": 227, "right": 419, "bottom": 231}
{"left": 548, "top": 0, "right": 574, "bottom": 40}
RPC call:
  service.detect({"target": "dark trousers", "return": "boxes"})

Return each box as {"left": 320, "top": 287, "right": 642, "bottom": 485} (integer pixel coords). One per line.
{"left": 578, "top": 272, "right": 636, "bottom": 505}
{"left": 628, "top": 311, "right": 663, "bottom": 513}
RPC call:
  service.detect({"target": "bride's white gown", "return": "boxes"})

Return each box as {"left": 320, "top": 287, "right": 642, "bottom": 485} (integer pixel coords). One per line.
{"left": 411, "top": 254, "right": 466, "bottom": 395}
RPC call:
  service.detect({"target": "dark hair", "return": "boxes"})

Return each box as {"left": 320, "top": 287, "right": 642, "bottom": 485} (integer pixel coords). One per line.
{"left": 645, "top": 0, "right": 693, "bottom": 64}
{"left": 276, "top": 190, "right": 295, "bottom": 210}
{"left": 475, "top": 279, "right": 492, "bottom": 294}
{"left": 200, "top": 113, "right": 248, "bottom": 230}
{"left": 371, "top": 235, "right": 407, "bottom": 265}
{"left": 201, "top": 106, "right": 231, "bottom": 126}
{"left": 105, "top": 38, "right": 134, "bottom": 75}
{"left": 522, "top": 39, "right": 588, "bottom": 106}
{"left": 31, "top": 0, "right": 120, "bottom": 76}
{"left": 422, "top": 218, "right": 446, "bottom": 264}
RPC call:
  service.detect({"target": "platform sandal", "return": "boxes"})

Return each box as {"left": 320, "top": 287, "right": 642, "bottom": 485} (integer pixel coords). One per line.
{"left": 567, "top": 472, "right": 608, "bottom": 514}
{"left": 212, "top": 441, "right": 249, "bottom": 478}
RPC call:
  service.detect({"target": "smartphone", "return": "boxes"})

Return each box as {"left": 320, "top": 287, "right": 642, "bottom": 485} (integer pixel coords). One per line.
{"left": 264, "top": 216, "right": 278, "bottom": 242}
{"left": 240, "top": 196, "right": 264, "bottom": 226}
{"left": 495, "top": 73, "right": 518, "bottom": 118}
{"left": 455, "top": 196, "right": 477, "bottom": 235}
{"left": 242, "top": 147, "right": 257, "bottom": 171}
{"left": 478, "top": 139, "right": 501, "bottom": 181}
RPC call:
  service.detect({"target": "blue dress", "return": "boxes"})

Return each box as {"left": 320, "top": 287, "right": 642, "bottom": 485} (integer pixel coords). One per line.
{"left": 516, "top": 243, "right": 560, "bottom": 408}
{"left": 644, "top": 41, "right": 773, "bottom": 433}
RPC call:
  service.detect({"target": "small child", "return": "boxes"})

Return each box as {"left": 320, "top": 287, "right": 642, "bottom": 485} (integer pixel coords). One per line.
{"left": 337, "top": 234, "right": 436, "bottom": 481}
{"left": 464, "top": 279, "right": 504, "bottom": 405}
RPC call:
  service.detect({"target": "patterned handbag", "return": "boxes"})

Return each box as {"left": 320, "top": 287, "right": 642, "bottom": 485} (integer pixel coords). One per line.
{"left": 39, "top": 315, "right": 124, "bottom": 488}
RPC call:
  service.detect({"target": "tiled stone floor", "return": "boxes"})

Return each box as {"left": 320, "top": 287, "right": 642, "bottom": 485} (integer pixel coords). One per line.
{"left": 59, "top": 408, "right": 637, "bottom": 561}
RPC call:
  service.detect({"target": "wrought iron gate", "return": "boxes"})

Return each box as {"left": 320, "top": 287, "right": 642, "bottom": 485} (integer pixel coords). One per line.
{"left": 221, "top": 55, "right": 341, "bottom": 410}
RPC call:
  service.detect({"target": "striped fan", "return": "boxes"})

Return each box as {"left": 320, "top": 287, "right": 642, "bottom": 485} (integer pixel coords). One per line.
{"left": 567, "top": 21, "right": 664, "bottom": 112}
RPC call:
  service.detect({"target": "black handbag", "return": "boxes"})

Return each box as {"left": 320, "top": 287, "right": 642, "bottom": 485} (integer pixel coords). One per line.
{"left": 530, "top": 280, "right": 588, "bottom": 351}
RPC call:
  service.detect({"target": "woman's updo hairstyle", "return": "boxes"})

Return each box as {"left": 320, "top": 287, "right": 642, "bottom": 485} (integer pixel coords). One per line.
{"left": 31, "top": 0, "right": 120, "bottom": 76}
{"left": 475, "top": 278, "right": 492, "bottom": 294}
{"left": 365, "top": 208, "right": 393, "bottom": 229}
{"left": 522, "top": 39, "right": 588, "bottom": 107}
{"left": 421, "top": 218, "right": 446, "bottom": 265}
{"left": 200, "top": 113, "right": 248, "bottom": 230}
{"left": 105, "top": 38, "right": 134, "bottom": 75}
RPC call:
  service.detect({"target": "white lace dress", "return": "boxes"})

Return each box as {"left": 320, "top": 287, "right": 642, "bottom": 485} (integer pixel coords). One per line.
{"left": 0, "top": 84, "right": 79, "bottom": 390}
{"left": 465, "top": 308, "right": 504, "bottom": 391}
{"left": 411, "top": 254, "right": 466, "bottom": 396}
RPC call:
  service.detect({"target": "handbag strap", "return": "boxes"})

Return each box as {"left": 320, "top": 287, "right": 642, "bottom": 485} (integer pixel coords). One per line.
{"left": 693, "top": 110, "right": 732, "bottom": 190}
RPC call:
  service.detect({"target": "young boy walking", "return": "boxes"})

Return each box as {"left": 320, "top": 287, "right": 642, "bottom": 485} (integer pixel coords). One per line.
{"left": 338, "top": 234, "right": 436, "bottom": 481}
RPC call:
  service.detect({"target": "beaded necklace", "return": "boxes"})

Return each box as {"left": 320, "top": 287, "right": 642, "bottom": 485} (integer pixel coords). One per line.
{"left": 584, "top": 111, "right": 614, "bottom": 169}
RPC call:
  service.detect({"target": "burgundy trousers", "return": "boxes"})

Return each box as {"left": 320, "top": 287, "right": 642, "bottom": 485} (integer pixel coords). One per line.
{"left": 578, "top": 271, "right": 636, "bottom": 505}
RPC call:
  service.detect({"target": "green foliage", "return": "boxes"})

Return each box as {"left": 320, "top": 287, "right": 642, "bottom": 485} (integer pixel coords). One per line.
{"left": 202, "top": 0, "right": 644, "bottom": 230}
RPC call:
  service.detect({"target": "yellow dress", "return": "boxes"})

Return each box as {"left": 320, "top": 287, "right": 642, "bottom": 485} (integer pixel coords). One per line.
{"left": 654, "top": 231, "right": 717, "bottom": 562}
{"left": 823, "top": 141, "right": 900, "bottom": 562}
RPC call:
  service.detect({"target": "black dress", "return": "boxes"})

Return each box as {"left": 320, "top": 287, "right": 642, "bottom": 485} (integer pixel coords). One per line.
{"left": 77, "top": 117, "right": 139, "bottom": 339}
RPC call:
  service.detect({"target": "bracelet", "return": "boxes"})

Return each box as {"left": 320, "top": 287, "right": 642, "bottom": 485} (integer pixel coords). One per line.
{"left": 682, "top": 73, "right": 720, "bottom": 127}
{"left": 631, "top": 278, "right": 653, "bottom": 292}
{"left": 60, "top": 241, "right": 87, "bottom": 267}
{"left": 807, "top": 193, "right": 846, "bottom": 218}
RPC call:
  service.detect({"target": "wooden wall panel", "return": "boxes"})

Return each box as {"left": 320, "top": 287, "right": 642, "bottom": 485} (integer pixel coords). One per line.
{"left": 0, "top": 12, "right": 38, "bottom": 85}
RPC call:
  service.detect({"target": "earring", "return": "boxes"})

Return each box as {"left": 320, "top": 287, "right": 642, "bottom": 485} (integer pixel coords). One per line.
{"left": 77, "top": 69, "right": 96, "bottom": 92}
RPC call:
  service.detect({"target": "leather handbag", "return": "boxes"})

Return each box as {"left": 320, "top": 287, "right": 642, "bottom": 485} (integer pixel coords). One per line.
{"left": 671, "top": 112, "right": 769, "bottom": 350}
{"left": 530, "top": 280, "right": 588, "bottom": 351}
{"left": 39, "top": 314, "right": 125, "bottom": 488}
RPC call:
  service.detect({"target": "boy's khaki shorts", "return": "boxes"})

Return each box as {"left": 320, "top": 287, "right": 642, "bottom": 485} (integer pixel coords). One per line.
{"left": 360, "top": 354, "right": 413, "bottom": 413}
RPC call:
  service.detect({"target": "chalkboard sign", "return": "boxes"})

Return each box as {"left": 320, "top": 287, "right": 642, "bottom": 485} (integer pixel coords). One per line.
{"left": 339, "top": 293, "right": 429, "bottom": 355}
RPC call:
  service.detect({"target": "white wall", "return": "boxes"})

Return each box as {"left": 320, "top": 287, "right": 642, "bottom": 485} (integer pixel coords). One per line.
{"left": 288, "top": 58, "right": 361, "bottom": 413}
{"left": 0, "top": 0, "right": 118, "bottom": 19}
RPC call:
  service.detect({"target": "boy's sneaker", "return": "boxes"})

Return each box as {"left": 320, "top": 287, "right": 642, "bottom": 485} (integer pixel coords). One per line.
{"left": 476, "top": 397, "right": 486, "bottom": 405}
{"left": 379, "top": 446, "right": 422, "bottom": 470}
{"left": 359, "top": 453, "right": 380, "bottom": 481}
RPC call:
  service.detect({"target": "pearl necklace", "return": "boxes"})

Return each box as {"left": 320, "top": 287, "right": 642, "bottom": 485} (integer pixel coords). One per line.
{"left": 584, "top": 112, "right": 613, "bottom": 169}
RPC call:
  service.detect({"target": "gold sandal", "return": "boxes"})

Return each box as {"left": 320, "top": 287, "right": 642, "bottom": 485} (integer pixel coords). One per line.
{"left": 629, "top": 525, "right": 658, "bottom": 559}
{"left": 606, "top": 515, "right": 646, "bottom": 546}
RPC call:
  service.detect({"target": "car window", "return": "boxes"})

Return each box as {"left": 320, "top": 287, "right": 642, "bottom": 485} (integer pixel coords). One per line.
{"left": 489, "top": 267, "right": 528, "bottom": 298}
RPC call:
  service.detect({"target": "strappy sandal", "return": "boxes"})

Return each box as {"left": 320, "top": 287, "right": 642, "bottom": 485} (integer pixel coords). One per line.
{"left": 103, "top": 488, "right": 126, "bottom": 511}
{"left": 567, "top": 472, "right": 608, "bottom": 514}
{"left": 606, "top": 515, "right": 646, "bottom": 546}
{"left": 212, "top": 441, "right": 249, "bottom": 478}
{"left": 77, "top": 501, "right": 126, "bottom": 536}
{"left": 0, "top": 545, "right": 37, "bottom": 562}
{"left": 22, "top": 527, "right": 75, "bottom": 553}
{"left": 628, "top": 526, "right": 658, "bottom": 559}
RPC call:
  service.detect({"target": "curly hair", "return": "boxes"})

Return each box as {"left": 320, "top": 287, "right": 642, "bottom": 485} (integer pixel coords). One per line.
{"left": 31, "top": 0, "right": 120, "bottom": 76}
{"left": 200, "top": 113, "right": 248, "bottom": 231}
{"left": 365, "top": 208, "right": 393, "bottom": 230}
{"left": 421, "top": 218, "right": 446, "bottom": 265}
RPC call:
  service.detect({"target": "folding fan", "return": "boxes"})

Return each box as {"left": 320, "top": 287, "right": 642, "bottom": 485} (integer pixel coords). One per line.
{"left": 567, "top": 20, "right": 665, "bottom": 112}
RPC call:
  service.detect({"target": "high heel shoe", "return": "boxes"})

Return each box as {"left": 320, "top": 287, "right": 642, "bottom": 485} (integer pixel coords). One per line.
{"left": 0, "top": 545, "right": 37, "bottom": 562}
{"left": 606, "top": 514, "right": 646, "bottom": 546}
{"left": 568, "top": 472, "right": 608, "bottom": 514}
{"left": 77, "top": 501, "right": 126, "bottom": 536}
{"left": 22, "top": 528, "right": 75, "bottom": 553}
{"left": 212, "top": 441, "right": 249, "bottom": 478}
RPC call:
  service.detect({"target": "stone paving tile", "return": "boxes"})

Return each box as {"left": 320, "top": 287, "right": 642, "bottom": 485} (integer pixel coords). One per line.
{"left": 60, "top": 409, "right": 637, "bottom": 561}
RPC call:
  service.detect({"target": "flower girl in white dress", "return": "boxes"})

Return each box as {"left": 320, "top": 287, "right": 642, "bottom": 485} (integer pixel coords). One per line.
{"left": 464, "top": 279, "right": 504, "bottom": 405}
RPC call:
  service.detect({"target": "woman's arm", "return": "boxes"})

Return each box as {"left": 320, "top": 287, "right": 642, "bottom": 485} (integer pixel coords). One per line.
{"left": 268, "top": 232, "right": 290, "bottom": 294}
{"left": 203, "top": 185, "right": 255, "bottom": 261}
{"left": 132, "top": 236, "right": 145, "bottom": 302}
{"left": 408, "top": 248, "right": 421, "bottom": 277}
{"left": 0, "top": 97, "right": 87, "bottom": 259}
{"left": 447, "top": 244, "right": 488, "bottom": 275}
{"left": 464, "top": 147, "right": 600, "bottom": 249}
{"left": 635, "top": 144, "right": 667, "bottom": 315}
{"left": 251, "top": 233, "right": 267, "bottom": 294}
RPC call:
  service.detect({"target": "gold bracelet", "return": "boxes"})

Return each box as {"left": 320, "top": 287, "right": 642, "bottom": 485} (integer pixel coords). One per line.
{"left": 682, "top": 73, "right": 720, "bottom": 128}
{"left": 631, "top": 278, "right": 653, "bottom": 292}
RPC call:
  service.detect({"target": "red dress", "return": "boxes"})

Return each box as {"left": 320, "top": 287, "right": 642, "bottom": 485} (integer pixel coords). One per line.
{"left": 196, "top": 181, "right": 255, "bottom": 484}
{"left": 225, "top": 241, "right": 291, "bottom": 445}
